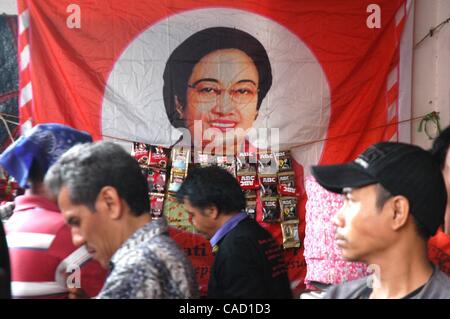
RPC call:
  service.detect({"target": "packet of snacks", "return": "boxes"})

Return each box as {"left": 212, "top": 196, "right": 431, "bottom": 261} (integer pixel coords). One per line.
{"left": 245, "top": 200, "right": 256, "bottom": 220}
{"left": 148, "top": 146, "right": 170, "bottom": 169}
{"left": 258, "top": 152, "right": 278, "bottom": 175}
{"left": 215, "top": 155, "right": 237, "bottom": 177}
{"left": 168, "top": 170, "right": 185, "bottom": 193}
{"left": 279, "top": 196, "right": 298, "bottom": 221}
{"left": 237, "top": 172, "right": 259, "bottom": 190}
{"left": 236, "top": 151, "right": 257, "bottom": 174}
{"left": 132, "top": 142, "right": 150, "bottom": 168}
{"left": 281, "top": 220, "right": 301, "bottom": 249}
{"left": 147, "top": 168, "right": 166, "bottom": 194}
{"left": 243, "top": 189, "right": 257, "bottom": 199}
{"left": 278, "top": 171, "right": 297, "bottom": 196}
{"left": 150, "top": 194, "right": 165, "bottom": 219}
{"left": 259, "top": 174, "right": 278, "bottom": 197}
{"left": 261, "top": 196, "right": 280, "bottom": 223}
{"left": 171, "top": 147, "right": 190, "bottom": 173}
{"left": 195, "top": 152, "right": 213, "bottom": 167}
{"left": 275, "top": 150, "right": 293, "bottom": 172}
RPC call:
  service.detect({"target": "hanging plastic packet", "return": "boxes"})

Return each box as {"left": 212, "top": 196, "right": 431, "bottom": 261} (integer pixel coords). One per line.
{"left": 279, "top": 196, "right": 298, "bottom": 221}
{"left": 168, "top": 171, "right": 186, "bottom": 193}
{"left": 147, "top": 168, "right": 167, "bottom": 194}
{"left": 278, "top": 171, "right": 297, "bottom": 196}
{"left": 275, "top": 150, "right": 293, "bottom": 172}
{"left": 261, "top": 196, "right": 280, "bottom": 223}
{"left": 237, "top": 172, "right": 259, "bottom": 190}
{"left": 132, "top": 142, "right": 150, "bottom": 168}
{"left": 215, "top": 155, "right": 237, "bottom": 177}
{"left": 245, "top": 200, "right": 256, "bottom": 219}
{"left": 150, "top": 194, "right": 165, "bottom": 219}
{"left": 281, "top": 220, "right": 301, "bottom": 249}
{"left": 148, "top": 146, "right": 170, "bottom": 169}
{"left": 171, "top": 147, "right": 190, "bottom": 174}
{"left": 236, "top": 151, "right": 257, "bottom": 174}
{"left": 260, "top": 174, "right": 278, "bottom": 197}
{"left": 243, "top": 189, "right": 257, "bottom": 199}
{"left": 195, "top": 152, "right": 213, "bottom": 167}
{"left": 258, "top": 152, "right": 278, "bottom": 175}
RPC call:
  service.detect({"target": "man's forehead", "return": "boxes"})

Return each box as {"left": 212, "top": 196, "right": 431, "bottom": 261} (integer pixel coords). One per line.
{"left": 183, "top": 198, "right": 195, "bottom": 208}
{"left": 343, "top": 187, "right": 353, "bottom": 194}
{"left": 57, "top": 185, "right": 71, "bottom": 204}
{"left": 343, "top": 184, "right": 378, "bottom": 196}
{"left": 57, "top": 185, "right": 80, "bottom": 214}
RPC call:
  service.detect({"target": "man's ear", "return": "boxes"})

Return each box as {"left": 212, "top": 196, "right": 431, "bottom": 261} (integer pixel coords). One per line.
{"left": 175, "top": 96, "right": 184, "bottom": 119}
{"left": 390, "top": 196, "right": 410, "bottom": 231}
{"left": 95, "top": 186, "right": 123, "bottom": 220}
{"left": 203, "top": 205, "right": 219, "bottom": 220}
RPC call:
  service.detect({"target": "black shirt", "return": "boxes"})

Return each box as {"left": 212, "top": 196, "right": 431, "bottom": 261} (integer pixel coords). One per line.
{"left": 207, "top": 217, "right": 292, "bottom": 299}
{"left": 324, "top": 266, "right": 450, "bottom": 299}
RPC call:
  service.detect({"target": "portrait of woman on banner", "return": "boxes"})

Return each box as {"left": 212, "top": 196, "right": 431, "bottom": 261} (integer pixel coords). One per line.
{"left": 162, "top": 27, "right": 272, "bottom": 155}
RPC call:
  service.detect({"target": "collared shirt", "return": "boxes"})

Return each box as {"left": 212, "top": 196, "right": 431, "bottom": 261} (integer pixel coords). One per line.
{"left": 210, "top": 212, "right": 248, "bottom": 249}
{"left": 97, "top": 217, "right": 199, "bottom": 299}
{"left": 5, "top": 194, "right": 105, "bottom": 298}
{"left": 14, "top": 194, "right": 60, "bottom": 213}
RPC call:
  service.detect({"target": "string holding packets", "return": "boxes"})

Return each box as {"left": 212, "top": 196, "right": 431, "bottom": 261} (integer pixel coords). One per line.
{"left": 418, "top": 111, "right": 441, "bottom": 140}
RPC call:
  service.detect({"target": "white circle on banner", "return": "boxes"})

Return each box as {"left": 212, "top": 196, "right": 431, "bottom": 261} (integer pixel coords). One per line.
{"left": 101, "top": 8, "right": 330, "bottom": 170}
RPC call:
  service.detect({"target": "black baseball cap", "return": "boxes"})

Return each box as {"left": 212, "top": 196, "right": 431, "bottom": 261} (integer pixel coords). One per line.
{"left": 311, "top": 142, "right": 447, "bottom": 237}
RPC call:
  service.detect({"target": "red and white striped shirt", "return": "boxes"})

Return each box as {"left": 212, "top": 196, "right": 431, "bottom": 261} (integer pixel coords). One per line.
{"left": 5, "top": 195, "right": 106, "bottom": 298}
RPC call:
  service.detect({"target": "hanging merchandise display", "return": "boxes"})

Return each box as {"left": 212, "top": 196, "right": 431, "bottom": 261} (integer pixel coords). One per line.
{"left": 148, "top": 146, "right": 170, "bottom": 169}
{"left": 281, "top": 220, "right": 301, "bottom": 249}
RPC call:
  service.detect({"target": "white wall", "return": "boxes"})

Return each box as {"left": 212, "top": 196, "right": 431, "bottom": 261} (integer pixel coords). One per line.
{"left": 412, "top": 0, "right": 450, "bottom": 148}
{"left": 0, "top": 0, "right": 17, "bottom": 15}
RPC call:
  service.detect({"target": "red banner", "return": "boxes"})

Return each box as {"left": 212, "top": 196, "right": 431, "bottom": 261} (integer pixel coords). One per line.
{"left": 18, "top": 0, "right": 411, "bottom": 296}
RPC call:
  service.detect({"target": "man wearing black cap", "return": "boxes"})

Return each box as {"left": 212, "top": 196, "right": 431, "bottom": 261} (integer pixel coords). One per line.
{"left": 311, "top": 142, "right": 450, "bottom": 299}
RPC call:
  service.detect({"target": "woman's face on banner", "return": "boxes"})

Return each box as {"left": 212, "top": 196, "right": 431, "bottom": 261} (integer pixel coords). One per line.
{"left": 178, "top": 48, "right": 259, "bottom": 151}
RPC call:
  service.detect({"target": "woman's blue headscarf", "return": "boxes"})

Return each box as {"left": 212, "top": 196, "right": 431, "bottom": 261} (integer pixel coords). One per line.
{"left": 0, "top": 123, "right": 92, "bottom": 187}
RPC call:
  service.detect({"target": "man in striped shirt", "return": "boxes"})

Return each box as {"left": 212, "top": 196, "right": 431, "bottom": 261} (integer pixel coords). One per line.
{"left": 0, "top": 124, "right": 106, "bottom": 298}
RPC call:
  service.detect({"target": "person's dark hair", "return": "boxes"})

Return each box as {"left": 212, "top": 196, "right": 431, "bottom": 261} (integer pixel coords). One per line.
{"left": 176, "top": 166, "right": 245, "bottom": 215}
{"left": 375, "top": 183, "right": 430, "bottom": 241}
{"left": 28, "top": 160, "right": 44, "bottom": 184}
{"left": 44, "top": 141, "right": 150, "bottom": 216}
{"left": 163, "top": 27, "right": 272, "bottom": 128}
{"left": 374, "top": 183, "right": 392, "bottom": 210}
{"left": 431, "top": 125, "right": 450, "bottom": 170}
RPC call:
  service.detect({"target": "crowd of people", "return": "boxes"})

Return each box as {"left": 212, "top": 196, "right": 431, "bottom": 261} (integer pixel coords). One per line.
{"left": 0, "top": 123, "right": 449, "bottom": 299}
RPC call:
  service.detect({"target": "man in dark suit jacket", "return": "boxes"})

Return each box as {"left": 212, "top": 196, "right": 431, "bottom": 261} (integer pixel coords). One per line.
{"left": 177, "top": 166, "right": 292, "bottom": 299}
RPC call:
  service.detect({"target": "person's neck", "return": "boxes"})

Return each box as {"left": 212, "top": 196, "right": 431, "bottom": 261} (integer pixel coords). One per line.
{"left": 118, "top": 212, "right": 152, "bottom": 244}
{"left": 444, "top": 207, "right": 450, "bottom": 235}
{"left": 216, "top": 212, "right": 240, "bottom": 229}
{"left": 367, "top": 237, "right": 433, "bottom": 299}
{"left": 209, "top": 212, "right": 241, "bottom": 239}
{"left": 25, "top": 181, "right": 49, "bottom": 198}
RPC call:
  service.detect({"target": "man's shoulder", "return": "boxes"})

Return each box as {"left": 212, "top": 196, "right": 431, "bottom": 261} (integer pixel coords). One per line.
{"left": 420, "top": 268, "right": 450, "bottom": 298}
{"left": 228, "top": 217, "right": 272, "bottom": 239}
{"left": 218, "top": 218, "right": 279, "bottom": 260}
{"left": 323, "top": 277, "right": 370, "bottom": 299}
{"left": 114, "top": 233, "right": 187, "bottom": 271}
